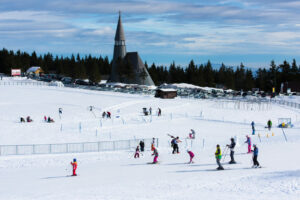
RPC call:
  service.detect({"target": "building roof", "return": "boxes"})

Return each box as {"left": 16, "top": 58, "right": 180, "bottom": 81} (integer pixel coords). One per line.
{"left": 26, "top": 66, "right": 41, "bottom": 73}
{"left": 114, "top": 12, "right": 125, "bottom": 41}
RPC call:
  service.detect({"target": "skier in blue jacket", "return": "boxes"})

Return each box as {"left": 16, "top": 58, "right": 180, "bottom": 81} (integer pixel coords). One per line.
{"left": 251, "top": 144, "right": 260, "bottom": 168}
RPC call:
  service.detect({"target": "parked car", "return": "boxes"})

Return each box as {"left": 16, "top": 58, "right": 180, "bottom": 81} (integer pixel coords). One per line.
{"left": 61, "top": 77, "right": 73, "bottom": 84}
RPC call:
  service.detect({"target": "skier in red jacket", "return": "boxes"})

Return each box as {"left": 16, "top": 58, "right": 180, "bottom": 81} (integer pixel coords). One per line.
{"left": 70, "top": 158, "right": 77, "bottom": 176}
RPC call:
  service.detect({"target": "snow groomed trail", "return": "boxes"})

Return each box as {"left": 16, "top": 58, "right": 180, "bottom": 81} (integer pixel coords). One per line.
{"left": 0, "top": 78, "right": 299, "bottom": 200}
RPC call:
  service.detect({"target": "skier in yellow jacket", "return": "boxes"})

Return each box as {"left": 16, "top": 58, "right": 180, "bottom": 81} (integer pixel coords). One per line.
{"left": 215, "top": 144, "right": 224, "bottom": 170}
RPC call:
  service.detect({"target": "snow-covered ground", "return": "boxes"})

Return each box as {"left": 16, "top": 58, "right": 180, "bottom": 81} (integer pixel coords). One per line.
{"left": 0, "top": 79, "right": 300, "bottom": 200}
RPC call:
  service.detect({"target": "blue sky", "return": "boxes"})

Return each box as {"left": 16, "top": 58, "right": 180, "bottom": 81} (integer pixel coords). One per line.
{"left": 1, "top": 0, "right": 300, "bottom": 68}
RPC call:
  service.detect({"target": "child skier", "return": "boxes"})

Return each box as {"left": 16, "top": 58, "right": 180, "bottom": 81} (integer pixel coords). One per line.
{"left": 245, "top": 135, "right": 252, "bottom": 153}
{"left": 252, "top": 144, "right": 261, "bottom": 168}
{"left": 70, "top": 158, "right": 77, "bottom": 176}
{"left": 187, "top": 149, "right": 195, "bottom": 164}
{"left": 215, "top": 144, "right": 224, "bottom": 170}
{"left": 134, "top": 146, "right": 140, "bottom": 158}
{"left": 152, "top": 147, "right": 159, "bottom": 164}
{"left": 172, "top": 137, "right": 181, "bottom": 154}
{"left": 226, "top": 138, "right": 236, "bottom": 164}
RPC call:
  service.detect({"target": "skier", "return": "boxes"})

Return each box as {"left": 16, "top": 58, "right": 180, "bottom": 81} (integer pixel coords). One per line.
{"left": 107, "top": 111, "right": 111, "bottom": 118}
{"left": 226, "top": 138, "right": 236, "bottom": 164}
{"left": 267, "top": 119, "right": 272, "bottom": 131}
{"left": 151, "top": 138, "right": 156, "bottom": 151}
{"left": 215, "top": 144, "right": 224, "bottom": 170}
{"left": 134, "top": 146, "right": 140, "bottom": 158}
{"left": 70, "top": 158, "right": 78, "bottom": 176}
{"left": 139, "top": 140, "right": 145, "bottom": 152}
{"left": 152, "top": 147, "right": 159, "bottom": 164}
{"left": 149, "top": 107, "right": 152, "bottom": 115}
{"left": 251, "top": 144, "right": 260, "bottom": 168}
{"left": 102, "top": 112, "right": 106, "bottom": 118}
{"left": 59, "top": 108, "right": 62, "bottom": 115}
{"left": 244, "top": 135, "right": 252, "bottom": 153}
{"left": 44, "top": 116, "right": 47, "bottom": 122}
{"left": 187, "top": 149, "right": 195, "bottom": 164}
{"left": 189, "top": 129, "right": 195, "bottom": 139}
{"left": 158, "top": 108, "right": 161, "bottom": 116}
{"left": 251, "top": 121, "right": 255, "bottom": 135}
{"left": 20, "top": 117, "right": 25, "bottom": 123}
{"left": 172, "top": 137, "right": 181, "bottom": 154}
{"left": 26, "top": 116, "right": 33, "bottom": 122}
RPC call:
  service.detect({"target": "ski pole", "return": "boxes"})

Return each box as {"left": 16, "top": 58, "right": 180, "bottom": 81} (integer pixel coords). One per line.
{"left": 222, "top": 146, "right": 228, "bottom": 162}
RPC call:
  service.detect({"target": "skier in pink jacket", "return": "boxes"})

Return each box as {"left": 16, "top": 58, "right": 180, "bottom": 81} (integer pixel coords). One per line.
{"left": 187, "top": 149, "right": 195, "bottom": 164}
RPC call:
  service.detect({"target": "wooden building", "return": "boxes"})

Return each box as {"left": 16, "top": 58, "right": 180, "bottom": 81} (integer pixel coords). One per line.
{"left": 155, "top": 88, "right": 177, "bottom": 99}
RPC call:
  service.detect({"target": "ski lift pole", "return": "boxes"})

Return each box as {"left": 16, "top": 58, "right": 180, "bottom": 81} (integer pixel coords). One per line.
{"left": 281, "top": 128, "right": 288, "bottom": 142}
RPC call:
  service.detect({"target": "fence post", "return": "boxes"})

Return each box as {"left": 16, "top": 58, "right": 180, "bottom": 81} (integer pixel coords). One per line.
{"left": 202, "top": 139, "right": 205, "bottom": 149}
{"left": 82, "top": 143, "right": 84, "bottom": 152}
{"left": 113, "top": 141, "right": 116, "bottom": 150}
{"left": 98, "top": 142, "right": 100, "bottom": 152}
{"left": 49, "top": 144, "right": 51, "bottom": 153}
{"left": 66, "top": 144, "right": 69, "bottom": 153}
{"left": 33, "top": 145, "right": 35, "bottom": 154}
{"left": 156, "top": 138, "right": 159, "bottom": 147}
{"left": 16, "top": 145, "right": 18, "bottom": 155}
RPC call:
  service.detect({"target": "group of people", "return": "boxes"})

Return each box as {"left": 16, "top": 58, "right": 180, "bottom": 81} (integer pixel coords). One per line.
{"left": 20, "top": 116, "right": 33, "bottom": 123}
{"left": 102, "top": 111, "right": 111, "bottom": 118}
{"left": 251, "top": 119, "right": 273, "bottom": 135}
{"left": 44, "top": 116, "right": 55, "bottom": 123}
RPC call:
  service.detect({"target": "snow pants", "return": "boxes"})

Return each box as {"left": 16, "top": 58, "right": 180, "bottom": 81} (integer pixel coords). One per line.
{"left": 216, "top": 157, "right": 223, "bottom": 169}
{"left": 172, "top": 144, "right": 179, "bottom": 154}
{"left": 230, "top": 151, "right": 235, "bottom": 162}
{"left": 73, "top": 169, "right": 77, "bottom": 176}
{"left": 134, "top": 153, "right": 139, "bottom": 158}
{"left": 153, "top": 156, "right": 158, "bottom": 163}
{"left": 253, "top": 155, "right": 260, "bottom": 166}
{"left": 189, "top": 155, "right": 194, "bottom": 163}
{"left": 248, "top": 145, "right": 251, "bottom": 153}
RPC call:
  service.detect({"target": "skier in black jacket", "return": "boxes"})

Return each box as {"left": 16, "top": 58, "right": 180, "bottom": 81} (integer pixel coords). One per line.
{"left": 227, "top": 138, "right": 236, "bottom": 164}
{"left": 139, "top": 140, "right": 145, "bottom": 152}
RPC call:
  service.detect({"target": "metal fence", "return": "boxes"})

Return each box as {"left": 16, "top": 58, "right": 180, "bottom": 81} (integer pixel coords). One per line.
{"left": 271, "top": 99, "right": 300, "bottom": 109}
{"left": 0, "top": 81, "right": 50, "bottom": 86}
{"left": 0, "top": 138, "right": 158, "bottom": 156}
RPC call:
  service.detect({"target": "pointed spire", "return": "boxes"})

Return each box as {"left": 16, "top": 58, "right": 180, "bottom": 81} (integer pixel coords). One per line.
{"left": 115, "top": 11, "right": 125, "bottom": 41}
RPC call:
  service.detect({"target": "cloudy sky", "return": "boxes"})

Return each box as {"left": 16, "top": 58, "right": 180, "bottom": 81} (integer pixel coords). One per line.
{"left": 1, "top": 0, "right": 300, "bottom": 68}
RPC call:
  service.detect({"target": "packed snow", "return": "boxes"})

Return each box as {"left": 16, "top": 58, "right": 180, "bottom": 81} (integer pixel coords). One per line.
{"left": 0, "top": 79, "right": 299, "bottom": 200}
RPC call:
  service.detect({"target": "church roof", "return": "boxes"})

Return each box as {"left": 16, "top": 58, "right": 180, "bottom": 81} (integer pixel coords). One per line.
{"left": 114, "top": 12, "right": 125, "bottom": 41}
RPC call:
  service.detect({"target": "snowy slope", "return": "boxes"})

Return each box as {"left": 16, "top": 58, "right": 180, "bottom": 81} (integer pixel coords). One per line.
{"left": 0, "top": 81, "right": 299, "bottom": 200}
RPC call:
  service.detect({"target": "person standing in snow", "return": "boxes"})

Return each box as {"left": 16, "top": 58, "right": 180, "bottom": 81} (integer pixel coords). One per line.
{"left": 149, "top": 107, "right": 152, "bottom": 115}
{"left": 189, "top": 129, "right": 195, "bottom": 139}
{"left": 172, "top": 137, "right": 181, "bottom": 154}
{"left": 157, "top": 108, "right": 161, "bottom": 116}
{"left": 226, "top": 138, "right": 236, "bottom": 164}
{"left": 152, "top": 147, "right": 159, "bottom": 164}
{"left": 267, "top": 119, "right": 272, "bottom": 131}
{"left": 187, "top": 149, "right": 195, "bottom": 164}
{"left": 134, "top": 146, "right": 140, "bottom": 158}
{"left": 251, "top": 144, "right": 260, "bottom": 168}
{"left": 70, "top": 158, "right": 78, "bottom": 176}
{"left": 251, "top": 121, "right": 255, "bottom": 135}
{"left": 245, "top": 135, "right": 252, "bottom": 153}
{"left": 215, "top": 144, "right": 224, "bottom": 170}
{"left": 139, "top": 140, "right": 145, "bottom": 152}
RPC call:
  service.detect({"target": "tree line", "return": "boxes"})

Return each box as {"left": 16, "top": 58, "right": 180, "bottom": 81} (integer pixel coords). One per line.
{"left": 0, "top": 48, "right": 299, "bottom": 92}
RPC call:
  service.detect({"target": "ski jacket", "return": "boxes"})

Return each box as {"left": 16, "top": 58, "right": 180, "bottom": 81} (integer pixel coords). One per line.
{"left": 251, "top": 122, "right": 255, "bottom": 128}
{"left": 229, "top": 141, "right": 236, "bottom": 151}
{"left": 253, "top": 147, "right": 258, "bottom": 156}
{"left": 139, "top": 141, "right": 144, "bottom": 147}
{"left": 152, "top": 149, "right": 158, "bottom": 156}
{"left": 245, "top": 137, "right": 251, "bottom": 145}
{"left": 267, "top": 120, "right": 272, "bottom": 127}
{"left": 215, "top": 147, "right": 222, "bottom": 159}
{"left": 71, "top": 161, "right": 77, "bottom": 170}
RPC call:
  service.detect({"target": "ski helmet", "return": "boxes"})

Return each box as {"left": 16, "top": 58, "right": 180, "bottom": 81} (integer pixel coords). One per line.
{"left": 73, "top": 158, "right": 76, "bottom": 162}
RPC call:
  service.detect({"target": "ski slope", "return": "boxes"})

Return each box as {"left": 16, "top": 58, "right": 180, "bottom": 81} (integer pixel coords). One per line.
{"left": 0, "top": 79, "right": 299, "bottom": 200}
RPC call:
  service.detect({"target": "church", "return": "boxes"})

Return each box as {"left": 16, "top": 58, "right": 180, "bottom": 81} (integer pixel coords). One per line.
{"left": 108, "top": 13, "right": 155, "bottom": 86}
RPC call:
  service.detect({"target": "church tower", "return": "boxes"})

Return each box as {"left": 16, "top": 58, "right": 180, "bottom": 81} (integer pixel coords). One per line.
{"left": 110, "top": 12, "right": 126, "bottom": 82}
{"left": 108, "top": 12, "right": 155, "bottom": 86}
